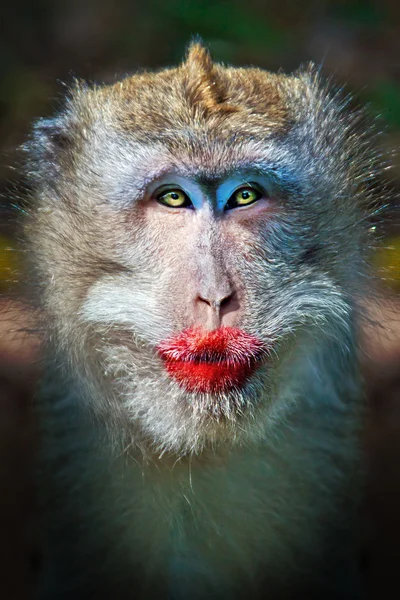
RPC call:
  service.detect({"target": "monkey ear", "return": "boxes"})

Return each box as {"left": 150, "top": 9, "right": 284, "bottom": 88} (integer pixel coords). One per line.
{"left": 24, "top": 113, "right": 74, "bottom": 182}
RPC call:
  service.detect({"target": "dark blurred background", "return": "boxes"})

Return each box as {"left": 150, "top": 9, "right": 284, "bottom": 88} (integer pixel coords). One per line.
{"left": 0, "top": 1, "right": 399, "bottom": 598}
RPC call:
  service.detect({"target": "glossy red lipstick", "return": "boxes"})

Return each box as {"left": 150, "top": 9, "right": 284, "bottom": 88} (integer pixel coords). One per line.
{"left": 157, "top": 327, "right": 264, "bottom": 393}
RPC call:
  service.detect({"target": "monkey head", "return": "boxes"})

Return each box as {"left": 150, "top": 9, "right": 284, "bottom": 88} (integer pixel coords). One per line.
{"left": 24, "top": 43, "right": 377, "bottom": 454}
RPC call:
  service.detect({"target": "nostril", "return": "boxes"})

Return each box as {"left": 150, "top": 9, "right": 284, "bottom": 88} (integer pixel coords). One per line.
{"left": 198, "top": 295, "right": 213, "bottom": 307}
{"left": 220, "top": 293, "right": 234, "bottom": 308}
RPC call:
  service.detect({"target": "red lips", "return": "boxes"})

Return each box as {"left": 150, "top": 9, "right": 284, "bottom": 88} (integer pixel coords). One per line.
{"left": 157, "top": 327, "right": 264, "bottom": 393}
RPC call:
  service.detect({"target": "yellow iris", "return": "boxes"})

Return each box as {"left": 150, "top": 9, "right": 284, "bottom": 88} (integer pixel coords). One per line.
{"left": 232, "top": 187, "right": 260, "bottom": 206}
{"left": 158, "top": 190, "right": 188, "bottom": 208}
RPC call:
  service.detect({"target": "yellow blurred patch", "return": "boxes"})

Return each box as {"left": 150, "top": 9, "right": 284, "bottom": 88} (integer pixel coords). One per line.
{"left": 0, "top": 234, "right": 20, "bottom": 288}
{"left": 373, "top": 235, "right": 400, "bottom": 289}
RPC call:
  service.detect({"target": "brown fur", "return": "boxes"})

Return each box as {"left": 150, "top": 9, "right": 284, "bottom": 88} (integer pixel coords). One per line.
{"left": 74, "top": 42, "right": 290, "bottom": 139}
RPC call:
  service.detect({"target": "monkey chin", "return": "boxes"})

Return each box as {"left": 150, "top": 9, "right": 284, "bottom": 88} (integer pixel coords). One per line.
{"left": 157, "top": 326, "right": 265, "bottom": 394}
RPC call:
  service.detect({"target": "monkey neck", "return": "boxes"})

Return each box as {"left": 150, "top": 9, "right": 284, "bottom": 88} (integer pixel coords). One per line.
{"left": 39, "top": 336, "right": 361, "bottom": 596}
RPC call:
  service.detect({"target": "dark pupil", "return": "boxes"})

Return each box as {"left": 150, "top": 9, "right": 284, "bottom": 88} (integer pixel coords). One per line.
{"left": 171, "top": 192, "right": 179, "bottom": 199}
{"left": 241, "top": 191, "right": 250, "bottom": 199}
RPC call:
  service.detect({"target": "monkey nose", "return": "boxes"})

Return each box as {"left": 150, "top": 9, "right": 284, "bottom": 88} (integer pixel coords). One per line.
{"left": 198, "top": 290, "right": 234, "bottom": 311}
{"left": 196, "top": 290, "right": 240, "bottom": 329}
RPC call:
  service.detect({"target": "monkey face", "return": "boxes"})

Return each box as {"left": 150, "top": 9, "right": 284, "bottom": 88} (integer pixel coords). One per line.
{"left": 25, "top": 45, "right": 375, "bottom": 453}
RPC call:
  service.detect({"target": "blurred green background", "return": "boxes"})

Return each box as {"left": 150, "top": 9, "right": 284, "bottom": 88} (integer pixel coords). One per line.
{"left": 1, "top": 0, "right": 400, "bottom": 159}
{"left": 0, "top": 2, "right": 399, "bottom": 598}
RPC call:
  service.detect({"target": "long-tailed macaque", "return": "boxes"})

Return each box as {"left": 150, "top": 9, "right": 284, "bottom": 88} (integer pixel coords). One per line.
{"left": 23, "top": 43, "right": 380, "bottom": 599}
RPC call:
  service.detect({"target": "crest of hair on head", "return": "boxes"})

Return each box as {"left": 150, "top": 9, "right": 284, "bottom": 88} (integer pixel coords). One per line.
{"left": 182, "top": 41, "right": 237, "bottom": 114}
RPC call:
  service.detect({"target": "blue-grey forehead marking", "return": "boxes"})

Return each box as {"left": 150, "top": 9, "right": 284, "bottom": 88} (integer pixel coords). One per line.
{"left": 191, "top": 162, "right": 299, "bottom": 191}
{"left": 192, "top": 166, "right": 296, "bottom": 203}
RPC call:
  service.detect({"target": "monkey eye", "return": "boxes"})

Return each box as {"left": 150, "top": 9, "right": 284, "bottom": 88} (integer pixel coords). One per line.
{"left": 225, "top": 186, "right": 263, "bottom": 210}
{"left": 156, "top": 188, "right": 192, "bottom": 209}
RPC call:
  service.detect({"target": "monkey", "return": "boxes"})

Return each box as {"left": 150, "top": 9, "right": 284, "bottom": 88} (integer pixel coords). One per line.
{"left": 21, "top": 42, "right": 382, "bottom": 599}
